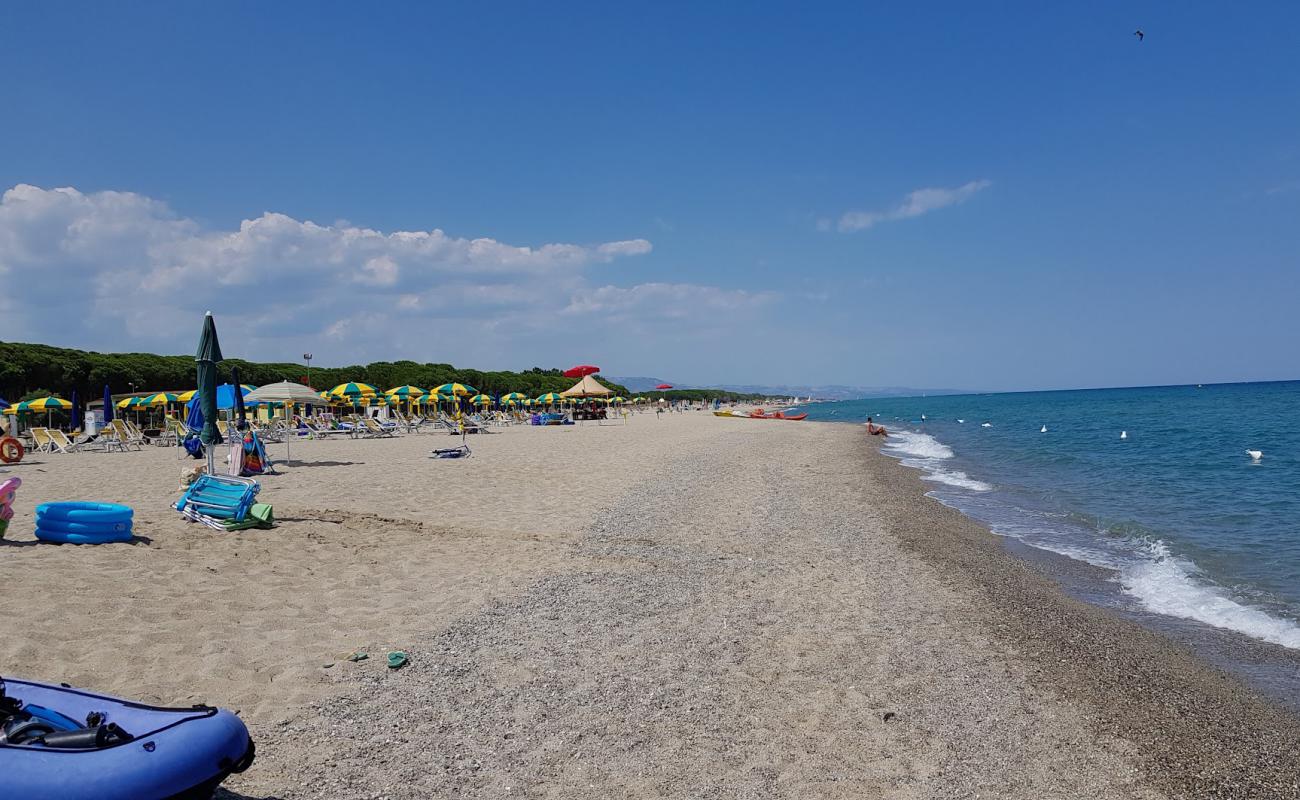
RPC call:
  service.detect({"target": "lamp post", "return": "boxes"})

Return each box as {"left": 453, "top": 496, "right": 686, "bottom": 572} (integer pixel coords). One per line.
{"left": 303, "top": 353, "right": 313, "bottom": 388}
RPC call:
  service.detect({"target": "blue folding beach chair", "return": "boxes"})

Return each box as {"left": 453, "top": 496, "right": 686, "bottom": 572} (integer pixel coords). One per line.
{"left": 175, "top": 474, "right": 260, "bottom": 529}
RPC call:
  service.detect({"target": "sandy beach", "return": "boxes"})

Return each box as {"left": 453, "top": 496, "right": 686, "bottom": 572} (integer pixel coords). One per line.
{"left": 3, "top": 413, "right": 1298, "bottom": 799}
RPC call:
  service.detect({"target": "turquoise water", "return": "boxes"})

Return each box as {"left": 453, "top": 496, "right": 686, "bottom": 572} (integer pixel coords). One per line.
{"left": 803, "top": 381, "right": 1300, "bottom": 649}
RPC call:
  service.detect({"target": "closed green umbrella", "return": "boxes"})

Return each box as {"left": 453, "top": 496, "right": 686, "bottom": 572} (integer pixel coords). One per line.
{"left": 196, "top": 313, "right": 224, "bottom": 471}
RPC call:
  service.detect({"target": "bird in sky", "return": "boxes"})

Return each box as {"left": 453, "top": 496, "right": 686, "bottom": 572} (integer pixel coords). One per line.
{"left": 1134, "top": 29, "right": 1145, "bottom": 41}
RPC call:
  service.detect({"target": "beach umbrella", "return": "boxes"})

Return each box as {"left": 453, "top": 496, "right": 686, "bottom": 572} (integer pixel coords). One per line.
{"left": 70, "top": 389, "right": 82, "bottom": 431}
{"left": 328, "top": 382, "right": 377, "bottom": 400}
{"left": 246, "top": 381, "right": 328, "bottom": 407}
{"left": 655, "top": 383, "right": 673, "bottom": 390}
{"left": 185, "top": 394, "right": 204, "bottom": 435}
{"left": 0, "top": 397, "right": 8, "bottom": 409}
{"left": 563, "top": 365, "right": 600, "bottom": 379}
{"left": 143, "top": 392, "right": 180, "bottom": 406}
{"left": 384, "top": 385, "right": 426, "bottom": 399}
{"left": 469, "top": 393, "right": 492, "bottom": 405}
{"left": 176, "top": 389, "right": 197, "bottom": 403}
{"left": 246, "top": 381, "right": 323, "bottom": 464}
{"left": 184, "top": 384, "right": 255, "bottom": 411}
{"left": 231, "top": 367, "right": 248, "bottom": 430}
{"left": 195, "top": 312, "right": 225, "bottom": 472}
{"left": 17, "top": 396, "right": 72, "bottom": 413}
{"left": 432, "top": 382, "right": 476, "bottom": 397}
{"left": 116, "top": 397, "right": 141, "bottom": 410}
{"left": 536, "top": 392, "right": 563, "bottom": 405}
{"left": 101, "top": 385, "right": 114, "bottom": 423}
{"left": 16, "top": 396, "right": 71, "bottom": 431}
{"left": 500, "top": 392, "right": 528, "bottom": 403}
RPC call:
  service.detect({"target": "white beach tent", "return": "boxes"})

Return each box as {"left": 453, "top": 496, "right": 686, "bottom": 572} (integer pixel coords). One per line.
{"left": 244, "top": 381, "right": 322, "bottom": 465}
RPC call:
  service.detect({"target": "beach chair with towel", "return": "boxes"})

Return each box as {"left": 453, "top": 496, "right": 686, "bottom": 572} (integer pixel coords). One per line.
{"left": 175, "top": 473, "right": 272, "bottom": 531}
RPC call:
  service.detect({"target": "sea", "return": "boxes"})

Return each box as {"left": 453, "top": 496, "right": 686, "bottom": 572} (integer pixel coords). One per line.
{"left": 801, "top": 381, "right": 1300, "bottom": 680}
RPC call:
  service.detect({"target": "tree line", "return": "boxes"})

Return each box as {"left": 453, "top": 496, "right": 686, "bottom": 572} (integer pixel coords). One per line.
{"left": 0, "top": 341, "right": 632, "bottom": 403}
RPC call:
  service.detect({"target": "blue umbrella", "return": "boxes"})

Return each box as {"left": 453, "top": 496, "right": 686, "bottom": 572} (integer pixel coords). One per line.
{"left": 102, "top": 384, "right": 114, "bottom": 424}
{"left": 185, "top": 396, "right": 204, "bottom": 433}
{"left": 70, "top": 389, "right": 82, "bottom": 431}
{"left": 0, "top": 397, "right": 9, "bottom": 409}
{"left": 231, "top": 367, "right": 248, "bottom": 431}
{"left": 186, "top": 384, "right": 256, "bottom": 411}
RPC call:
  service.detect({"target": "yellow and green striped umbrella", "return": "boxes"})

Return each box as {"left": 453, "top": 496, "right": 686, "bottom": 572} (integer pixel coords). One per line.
{"left": 17, "top": 396, "right": 73, "bottom": 412}
{"left": 176, "top": 389, "right": 197, "bottom": 403}
{"left": 609, "top": 396, "right": 626, "bottom": 403}
{"left": 469, "top": 393, "right": 492, "bottom": 405}
{"left": 535, "top": 392, "right": 563, "bottom": 404}
{"left": 116, "top": 396, "right": 145, "bottom": 410}
{"left": 143, "top": 392, "right": 180, "bottom": 406}
{"left": 431, "top": 382, "right": 476, "bottom": 397}
{"left": 384, "top": 385, "right": 427, "bottom": 398}
{"left": 500, "top": 392, "right": 528, "bottom": 403}
{"left": 328, "top": 382, "right": 378, "bottom": 399}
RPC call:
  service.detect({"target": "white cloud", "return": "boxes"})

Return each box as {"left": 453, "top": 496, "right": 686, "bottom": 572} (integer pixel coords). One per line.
{"left": 564, "top": 283, "right": 773, "bottom": 318}
{"left": 0, "top": 184, "right": 772, "bottom": 366}
{"left": 827, "top": 180, "right": 991, "bottom": 233}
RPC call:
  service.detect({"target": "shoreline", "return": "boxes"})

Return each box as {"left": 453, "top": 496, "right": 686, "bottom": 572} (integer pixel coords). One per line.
{"left": 859, "top": 427, "right": 1300, "bottom": 797}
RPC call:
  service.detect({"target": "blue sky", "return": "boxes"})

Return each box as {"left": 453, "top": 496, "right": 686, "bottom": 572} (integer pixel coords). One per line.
{"left": 1, "top": 2, "right": 1297, "bottom": 391}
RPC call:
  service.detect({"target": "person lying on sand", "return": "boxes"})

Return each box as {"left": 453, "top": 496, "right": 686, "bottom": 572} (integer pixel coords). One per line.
{"left": 865, "top": 417, "right": 887, "bottom": 436}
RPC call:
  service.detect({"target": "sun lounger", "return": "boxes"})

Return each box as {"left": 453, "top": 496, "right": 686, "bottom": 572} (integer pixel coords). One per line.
{"left": 360, "top": 418, "right": 397, "bottom": 438}
{"left": 28, "top": 428, "right": 55, "bottom": 453}
{"left": 46, "top": 429, "right": 81, "bottom": 453}
{"left": 305, "top": 419, "right": 352, "bottom": 439}
{"left": 109, "top": 419, "right": 144, "bottom": 450}
{"left": 175, "top": 473, "right": 260, "bottom": 530}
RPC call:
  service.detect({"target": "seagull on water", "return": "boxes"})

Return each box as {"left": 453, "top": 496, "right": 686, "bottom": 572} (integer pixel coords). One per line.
{"left": 1120, "top": 431, "right": 1128, "bottom": 440}
{"left": 981, "top": 422, "right": 992, "bottom": 428}
{"left": 1040, "top": 425, "right": 1048, "bottom": 433}
{"left": 1247, "top": 450, "right": 1263, "bottom": 461}
{"left": 957, "top": 419, "right": 965, "bottom": 424}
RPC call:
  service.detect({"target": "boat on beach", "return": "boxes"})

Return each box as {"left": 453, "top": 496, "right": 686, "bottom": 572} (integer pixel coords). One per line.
{"left": 1, "top": 676, "right": 255, "bottom": 800}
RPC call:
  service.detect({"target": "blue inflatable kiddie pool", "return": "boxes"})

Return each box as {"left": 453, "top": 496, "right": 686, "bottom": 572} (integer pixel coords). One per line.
{"left": 34, "top": 502, "right": 134, "bottom": 544}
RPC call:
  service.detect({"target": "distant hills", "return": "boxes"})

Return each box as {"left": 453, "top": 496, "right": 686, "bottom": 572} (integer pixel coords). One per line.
{"left": 607, "top": 377, "right": 968, "bottom": 401}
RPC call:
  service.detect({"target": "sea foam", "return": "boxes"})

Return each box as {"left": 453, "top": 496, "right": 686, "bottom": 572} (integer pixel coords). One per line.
{"left": 1120, "top": 541, "right": 1300, "bottom": 649}
{"left": 882, "top": 430, "right": 992, "bottom": 491}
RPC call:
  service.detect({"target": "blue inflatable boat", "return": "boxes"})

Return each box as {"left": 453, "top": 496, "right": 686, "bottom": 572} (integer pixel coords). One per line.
{"left": 0, "top": 676, "right": 254, "bottom": 799}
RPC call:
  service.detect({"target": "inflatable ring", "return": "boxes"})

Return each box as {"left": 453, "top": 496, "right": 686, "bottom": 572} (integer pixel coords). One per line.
{"left": 34, "top": 502, "right": 134, "bottom": 524}
{"left": 0, "top": 436, "right": 23, "bottom": 464}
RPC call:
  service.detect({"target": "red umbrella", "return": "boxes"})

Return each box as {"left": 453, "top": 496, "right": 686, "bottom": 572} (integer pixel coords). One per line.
{"left": 655, "top": 383, "right": 673, "bottom": 390}
{"left": 564, "top": 365, "right": 601, "bottom": 379}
